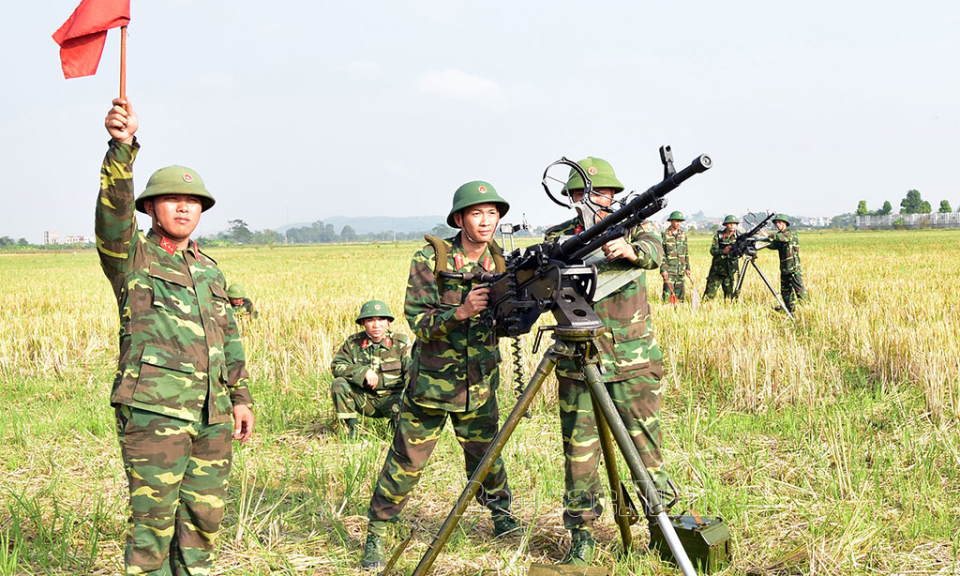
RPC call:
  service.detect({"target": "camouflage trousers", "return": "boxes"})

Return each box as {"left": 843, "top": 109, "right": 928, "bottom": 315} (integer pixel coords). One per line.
{"left": 366, "top": 393, "right": 512, "bottom": 529}
{"left": 115, "top": 405, "right": 233, "bottom": 576}
{"left": 330, "top": 377, "right": 403, "bottom": 422}
{"left": 557, "top": 373, "right": 667, "bottom": 530}
{"left": 780, "top": 269, "right": 807, "bottom": 312}
{"left": 661, "top": 274, "right": 687, "bottom": 302}
{"left": 703, "top": 269, "right": 739, "bottom": 300}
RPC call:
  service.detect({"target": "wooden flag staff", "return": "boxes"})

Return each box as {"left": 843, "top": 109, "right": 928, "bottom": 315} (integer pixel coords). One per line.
{"left": 120, "top": 26, "right": 127, "bottom": 99}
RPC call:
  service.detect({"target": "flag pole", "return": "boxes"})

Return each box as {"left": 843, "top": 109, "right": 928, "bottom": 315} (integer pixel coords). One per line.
{"left": 119, "top": 26, "right": 127, "bottom": 100}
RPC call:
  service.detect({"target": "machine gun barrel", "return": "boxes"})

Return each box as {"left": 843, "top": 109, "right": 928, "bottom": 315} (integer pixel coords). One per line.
{"left": 730, "top": 211, "right": 775, "bottom": 258}
{"left": 559, "top": 153, "right": 713, "bottom": 262}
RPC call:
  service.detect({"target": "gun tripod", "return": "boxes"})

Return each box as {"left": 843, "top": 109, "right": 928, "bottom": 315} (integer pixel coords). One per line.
{"left": 733, "top": 250, "right": 794, "bottom": 321}
{"left": 400, "top": 323, "right": 698, "bottom": 576}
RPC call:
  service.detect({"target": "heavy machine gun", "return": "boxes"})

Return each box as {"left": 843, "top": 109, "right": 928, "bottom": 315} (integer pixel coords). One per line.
{"left": 401, "top": 147, "right": 715, "bottom": 576}
{"left": 441, "top": 146, "right": 713, "bottom": 340}
{"left": 730, "top": 211, "right": 795, "bottom": 320}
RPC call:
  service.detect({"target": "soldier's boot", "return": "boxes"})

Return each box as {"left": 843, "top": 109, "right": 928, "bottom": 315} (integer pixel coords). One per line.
{"left": 492, "top": 509, "right": 522, "bottom": 537}
{"left": 561, "top": 528, "right": 597, "bottom": 566}
{"left": 343, "top": 418, "right": 359, "bottom": 440}
{"left": 361, "top": 531, "right": 386, "bottom": 571}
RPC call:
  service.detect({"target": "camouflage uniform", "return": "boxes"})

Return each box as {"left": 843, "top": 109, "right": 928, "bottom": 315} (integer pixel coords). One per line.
{"left": 96, "top": 138, "right": 253, "bottom": 576}
{"left": 232, "top": 297, "right": 259, "bottom": 319}
{"left": 703, "top": 228, "right": 740, "bottom": 300}
{"left": 660, "top": 228, "right": 690, "bottom": 302}
{"left": 545, "top": 218, "right": 668, "bottom": 531}
{"left": 763, "top": 229, "right": 806, "bottom": 312}
{"left": 330, "top": 330, "right": 409, "bottom": 424}
{"left": 366, "top": 233, "right": 512, "bottom": 530}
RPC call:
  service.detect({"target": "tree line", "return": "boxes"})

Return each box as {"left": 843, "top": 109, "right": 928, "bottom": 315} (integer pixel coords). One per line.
{"left": 200, "top": 219, "right": 463, "bottom": 246}
{"left": 857, "top": 189, "right": 953, "bottom": 216}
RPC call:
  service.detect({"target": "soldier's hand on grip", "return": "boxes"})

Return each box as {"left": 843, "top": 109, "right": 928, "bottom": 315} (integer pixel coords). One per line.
{"left": 105, "top": 98, "right": 138, "bottom": 144}
{"left": 455, "top": 286, "right": 490, "bottom": 320}
{"left": 602, "top": 238, "right": 638, "bottom": 262}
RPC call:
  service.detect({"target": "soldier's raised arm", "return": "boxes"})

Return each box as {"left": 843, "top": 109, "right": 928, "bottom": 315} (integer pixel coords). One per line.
{"left": 96, "top": 99, "right": 141, "bottom": 296}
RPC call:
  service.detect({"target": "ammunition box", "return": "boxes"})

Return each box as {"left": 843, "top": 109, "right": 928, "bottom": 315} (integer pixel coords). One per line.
{"left": 649, "top": 514, "right": 731, "bottom": 573}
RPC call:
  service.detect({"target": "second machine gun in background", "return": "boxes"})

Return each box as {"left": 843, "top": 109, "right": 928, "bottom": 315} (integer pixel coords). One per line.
{"left": 730, "top": 211, "right": 795, "bottom": 320}
{"left": 398, "top": 146, "right": 714, "bottom": 576}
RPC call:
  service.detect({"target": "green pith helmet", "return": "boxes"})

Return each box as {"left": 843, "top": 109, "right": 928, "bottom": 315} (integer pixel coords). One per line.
{"left": 563, "top": 157, "right": 625, "bottom": 195}
{"left": 668, "top": 211, "right": 685, "bottom": 221}
{"left": 722, "top": 215, "right": 740, "bottom": 225}
{"left": 773, "top": 213, "right": 791, "bottom": 226}
{"left": 227, "top": 284, "right": 245, "bottom": 299}
{"left": 446, "top": 180, "right": 510, "bottom": 228}
{"left": 135, "top": 165, "right": 216, "bottom": 214}
{"left": 356, "top": 299, "right": 394, "bottom": 324}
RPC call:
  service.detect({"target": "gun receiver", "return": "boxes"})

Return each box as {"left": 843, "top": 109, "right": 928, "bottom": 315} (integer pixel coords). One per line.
{"left": 728, "top": 211, "right": 775, "bottom": 258}
{"left": 443, "top": 146, "right": 712, "bottom": 338}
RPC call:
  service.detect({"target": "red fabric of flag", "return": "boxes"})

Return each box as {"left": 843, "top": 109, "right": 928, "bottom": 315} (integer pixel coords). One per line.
{"left": 52, "top": 0, "right": 130, "bottom": 79}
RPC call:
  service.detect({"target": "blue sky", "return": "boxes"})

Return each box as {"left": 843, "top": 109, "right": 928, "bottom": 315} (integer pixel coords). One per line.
{"left": 2, "top": 0, "right": 958, "bottom": 242}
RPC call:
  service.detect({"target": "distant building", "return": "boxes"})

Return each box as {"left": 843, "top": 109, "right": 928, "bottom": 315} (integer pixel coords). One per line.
{"left": 856, "top": 213, "right": 960, "bottom": 229}
{"left": 63, "top": 235, "right": 95, "bottom": 244}
{"left": 44, "top": 230, "right": 59, "bottom": 244}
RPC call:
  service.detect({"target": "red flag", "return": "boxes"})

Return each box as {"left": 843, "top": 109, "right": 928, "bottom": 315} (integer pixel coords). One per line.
{"left": 52, "top": 0, "right": 130, "bottom": 79}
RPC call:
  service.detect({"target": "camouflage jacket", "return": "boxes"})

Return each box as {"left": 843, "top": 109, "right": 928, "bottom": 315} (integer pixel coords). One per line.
{"left": 763, "top": 229, "right": 802, "bottom": 274}
{"left": 95, "top": 139, "right": 252, "bottom": 424}
{"left": 232, "top": 298, "right": 259, "bottom": 319}
{"left": 544, "top": 218, "right": 664, "bottom": 381}
{"left": 330, "top": 330, "right": 410, "bottom": 396}
{"left": 405, "top": 233, "right": 502, "bottom": 412}
{"left": 660, "top": 228, "right": 690, "bottom": 276}
{"left": 708, "top": 229, "right": 740, "bottom": 276}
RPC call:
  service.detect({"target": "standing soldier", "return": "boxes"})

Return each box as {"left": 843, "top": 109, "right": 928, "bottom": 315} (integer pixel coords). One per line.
{"left": 660, "top": 211, "right": 691, "bottom": 302}
{"left": 97, "top": 99, "right": 255, "bottom": 576}
{"left": 703, "top": 215, "right": 741, "bottom": 300}
{"left": 544, "top": 157, "right": 670, "bottom": 566}
{"left": 761, "top": 214, "right": 807, "bottom": 312}
{"left": 360, "top": 181, "right": 520, "bottom": 570}
{"left": 330, "top": 299, "right": 410, "bottom": 439}
{"left": 227, "top": 283, "right": 259, "bottom": 319}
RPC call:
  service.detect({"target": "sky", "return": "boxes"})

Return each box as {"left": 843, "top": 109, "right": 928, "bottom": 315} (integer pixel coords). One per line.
{"left": 2, "top": 0, "right": 958, "bottom": 243}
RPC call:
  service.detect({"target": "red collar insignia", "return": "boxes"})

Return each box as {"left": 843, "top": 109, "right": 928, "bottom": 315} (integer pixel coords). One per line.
{"left": 361, "top": 339, "right": 370, "bottom": 350}
{"left": 482, "top": 254, "right": 492, "bottom": 271}
{"left": 159, "top": 236, "right": 177, "bottom": 255}
{"left": 453, "top": 253, "right": 464, "bottom": 270}
{"left": 384, "top": 337, "right": 392, "bottom": 348}
{"left": 573, "top": 224, "right": 584, "bottom": 234}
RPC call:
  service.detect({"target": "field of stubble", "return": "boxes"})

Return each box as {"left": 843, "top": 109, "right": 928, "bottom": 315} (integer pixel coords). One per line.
{"left": 0, "top": 228, "right": 958, "bottom": 575}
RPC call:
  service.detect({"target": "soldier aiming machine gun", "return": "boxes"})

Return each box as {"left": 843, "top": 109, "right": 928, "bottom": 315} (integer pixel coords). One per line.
{"left": 396, "top": 147, "right": 713, "bottom": 576}
{"left": 730, "top": 211, "right": 795, "bottom": 321}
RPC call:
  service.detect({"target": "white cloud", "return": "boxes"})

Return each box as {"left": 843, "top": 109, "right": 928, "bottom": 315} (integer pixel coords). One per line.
{"left": 415, "top": 69, "right": 503, "bottom": 103}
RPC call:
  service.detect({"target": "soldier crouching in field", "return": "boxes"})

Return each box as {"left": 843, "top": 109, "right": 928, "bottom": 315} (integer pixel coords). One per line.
{"left": 703, "top": 215, "right": 741, "bottom": 300}
{"left": 330, "top": 299, "right": 409, "bottom": 439}
{"left": 360, "top": 181, "right": 521, "bottom": 570}
{"left": 227, "top": 283, "right": 259, "bottom": 319}
{"left": 97, "top": 99, "right": 255, "bottom": 576}
{"left": 544, "top": 157, "right": 671, "bottom": 566}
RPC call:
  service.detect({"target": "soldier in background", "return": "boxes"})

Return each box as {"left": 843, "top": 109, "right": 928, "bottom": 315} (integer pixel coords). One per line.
{"left": 360, "top": 182, "right": 521, "bottom": 570}
{"left": 761, "top": 214, "right": 807, "bottom": 312}
{"left": 544, "top": 157, "right": 670, "bottom": 566}
{"left": 660, "top": 211, "right": 691, "bottom": 302}
{"left": 330, "top": 300, "right": 409, "bottom": 439}
{"left": 98, "top": 99, "right": 254, "bottom": 576}
{"left": 227, "top": 283, "right": 259, "bottom": 319}
{"left": 703, "top": 215, "right": 741, "bottom": 300}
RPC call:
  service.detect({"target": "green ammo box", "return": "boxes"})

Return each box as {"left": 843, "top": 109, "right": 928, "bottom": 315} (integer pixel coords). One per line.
{"left": 649, "top": 514, "right": 731, "bottom": 573}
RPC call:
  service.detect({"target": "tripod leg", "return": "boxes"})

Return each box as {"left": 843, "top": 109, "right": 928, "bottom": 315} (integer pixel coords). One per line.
{"left": 410, "top": 344, "right": 563, "bottom": 576}
{"left": 582, "top": 363, "right": 698, "bottom": 576}
{"left": 591, "top": 394, "right": 634, "bottom": 553}
{"left": 750, "top": 260, "right": 795, "bottom": 321}
{"left": 733, "top": 256, "right": 749, "bottom": 298}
